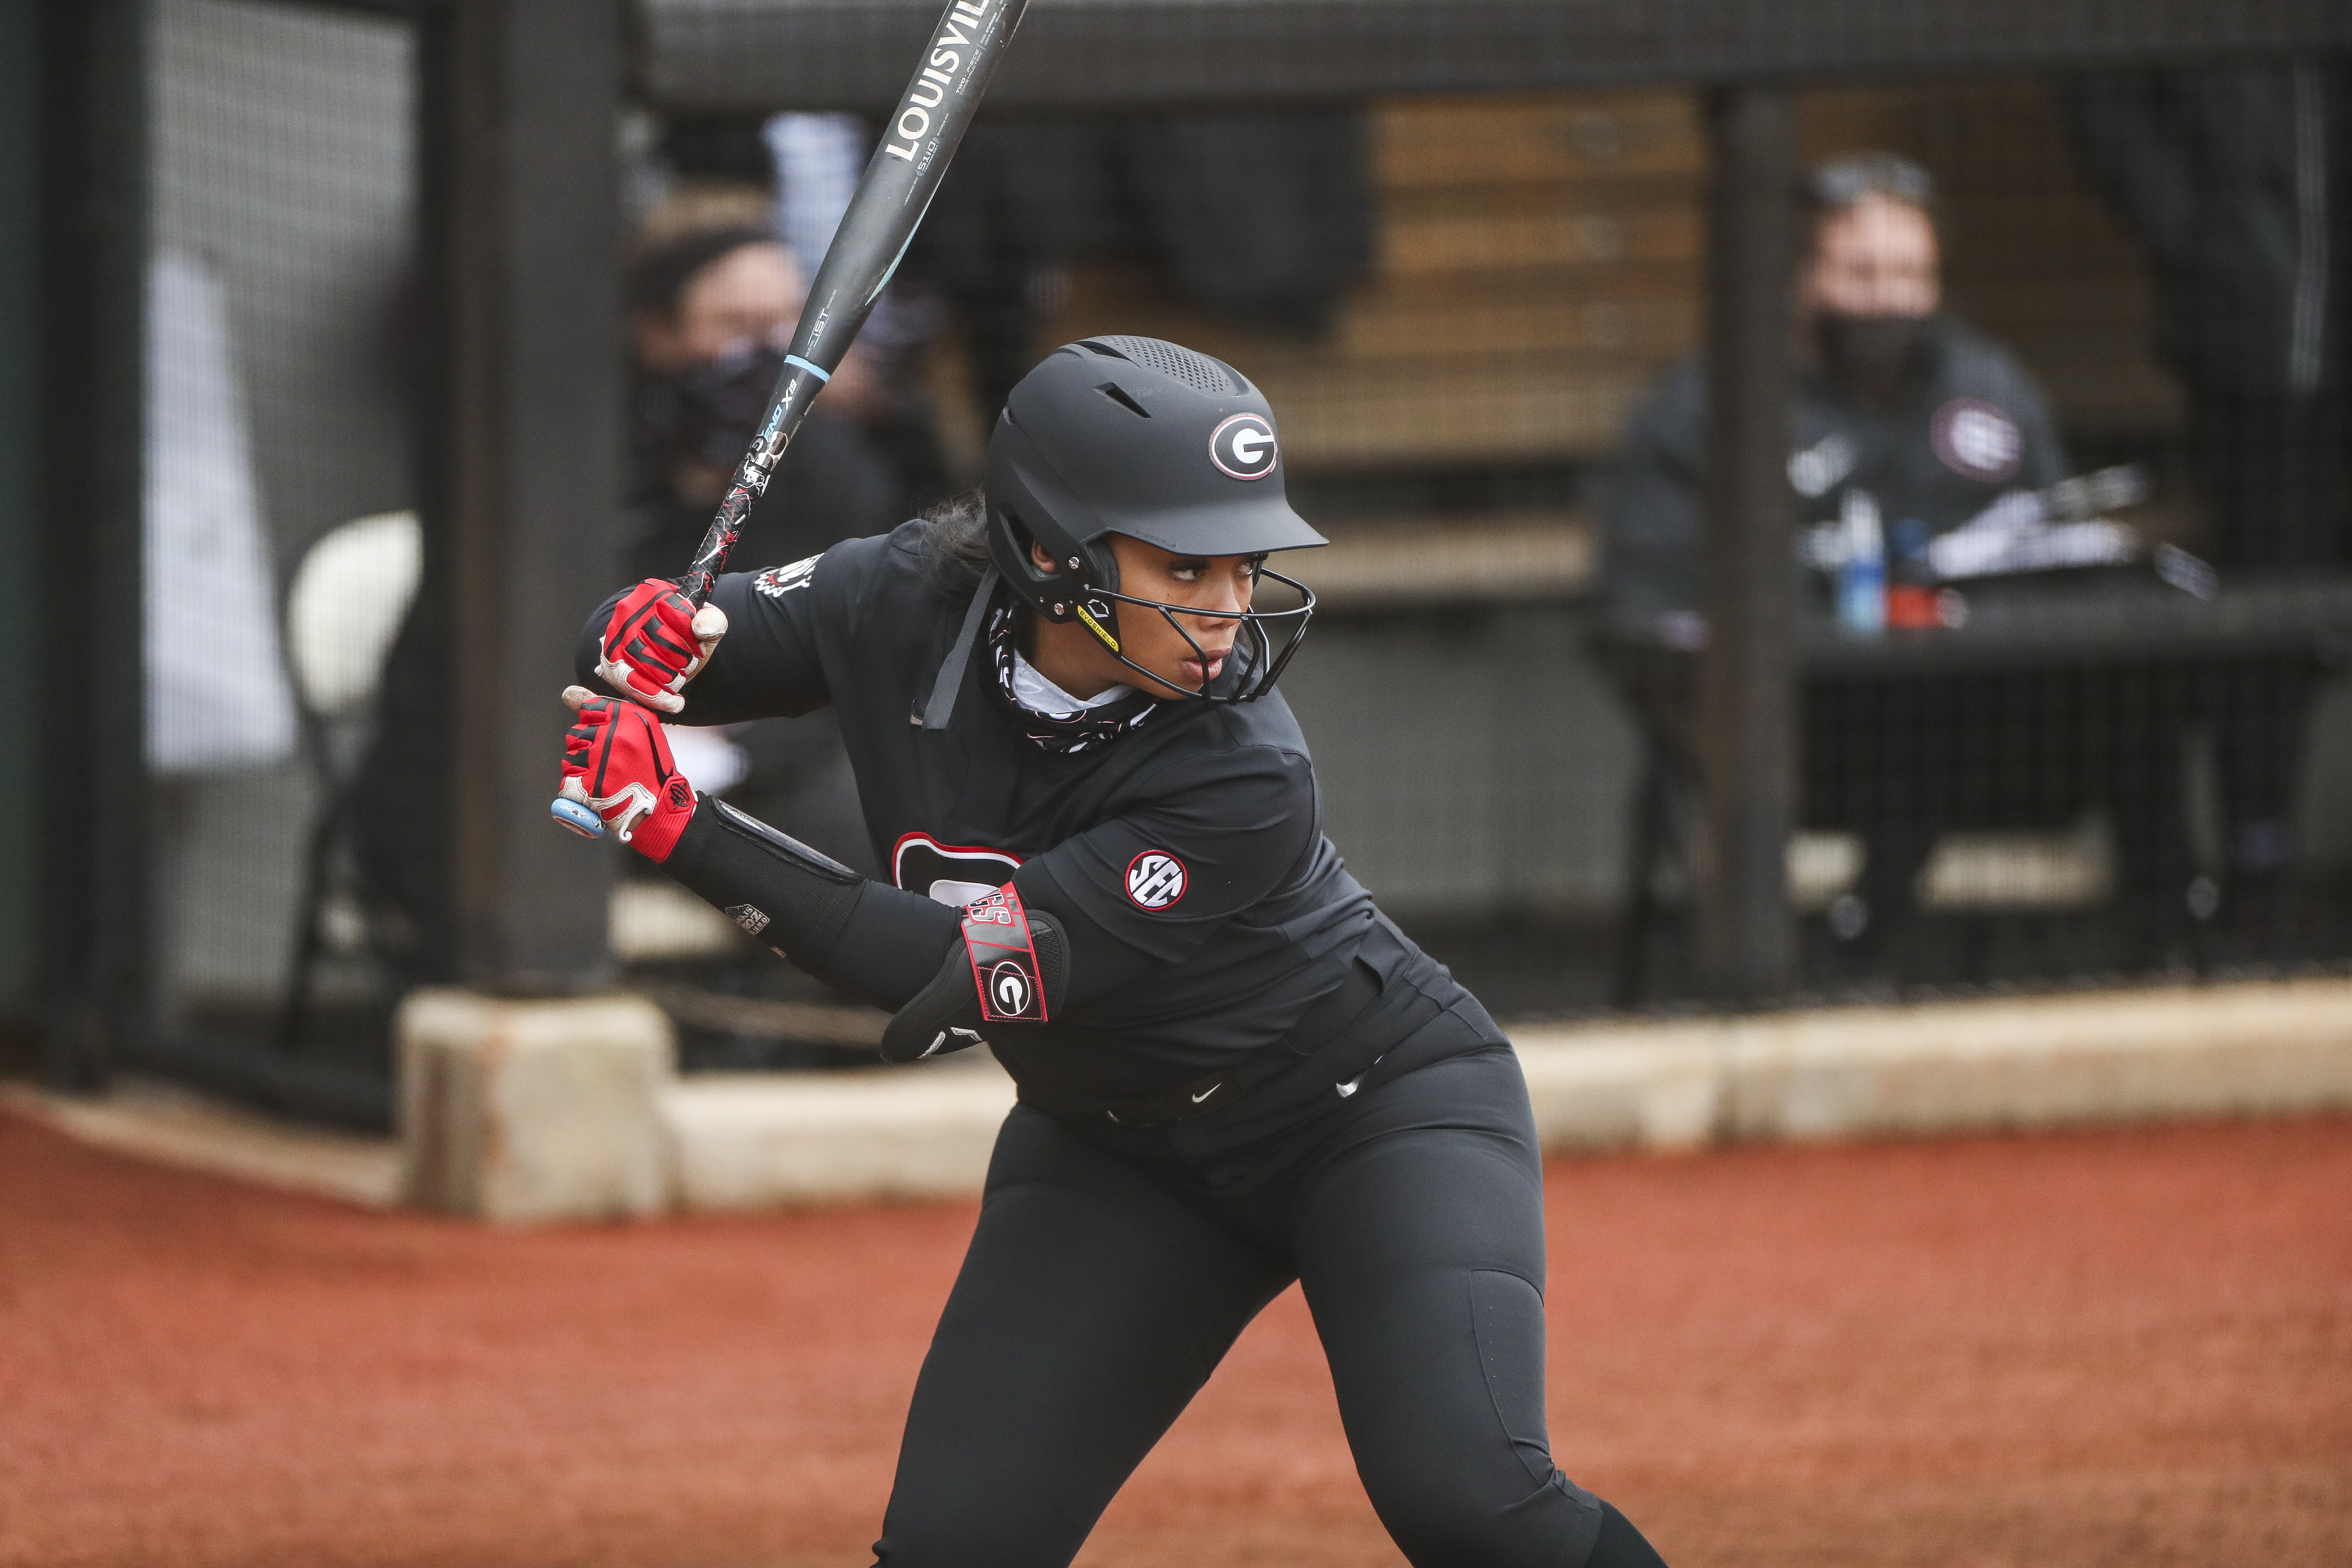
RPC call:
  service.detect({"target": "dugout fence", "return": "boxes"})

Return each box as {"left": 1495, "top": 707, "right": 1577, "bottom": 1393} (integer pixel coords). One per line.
{"left": 27, "top": 0, "right": 2352, "bottom": 1120}
{"left": 643, "top": 2, "right": 2352, "bottom": 1023}
{"left": 30, "top": 0, "right": 429, "bottom": 1123}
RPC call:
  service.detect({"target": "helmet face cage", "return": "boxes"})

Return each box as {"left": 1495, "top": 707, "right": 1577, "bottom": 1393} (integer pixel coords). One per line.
{"left": 983, "top": 496, "right": 1315, "bottom": 704}
{"left": 1085, "top": 564, "right": 1317, "bottom": 704}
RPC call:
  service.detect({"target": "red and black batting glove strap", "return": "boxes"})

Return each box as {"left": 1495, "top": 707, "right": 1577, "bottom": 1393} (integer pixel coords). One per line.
{"left": 596, "top": 579, "right": 726, "bottom": 713}
{"left": 962, "top": 884, "right": 1050, "bottom": 1022}
{"left": 557, "top": 692, "right": 695, "bottom": 862}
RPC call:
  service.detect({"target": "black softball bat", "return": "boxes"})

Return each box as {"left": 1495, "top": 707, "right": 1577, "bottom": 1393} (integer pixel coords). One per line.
{"left": 680, "top": 0, "right": 1028, "bottom": 608}
{"left": 556, "top": 0, "right": 1027, "bottom": 839}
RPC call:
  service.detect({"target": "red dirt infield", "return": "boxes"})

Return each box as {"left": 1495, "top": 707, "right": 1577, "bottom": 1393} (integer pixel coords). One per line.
{"left": 2, "top": 1105, "right": 2346, "bottom": 1568}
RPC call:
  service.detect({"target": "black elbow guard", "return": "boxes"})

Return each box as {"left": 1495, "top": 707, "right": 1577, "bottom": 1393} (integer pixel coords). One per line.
{"left": 880, "top": 896, "right": 1069, "bottom": 1063}
{"left": 662, "top": 795, "right": 867, "bottom": 973}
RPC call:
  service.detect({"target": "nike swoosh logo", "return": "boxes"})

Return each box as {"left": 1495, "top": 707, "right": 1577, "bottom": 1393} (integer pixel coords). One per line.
{"left": 1190, "top": 1083, "right": 1221, "bottom": 1104}
{"left": 1335, "top": 1075, "right": 1364, "bottom": 1098}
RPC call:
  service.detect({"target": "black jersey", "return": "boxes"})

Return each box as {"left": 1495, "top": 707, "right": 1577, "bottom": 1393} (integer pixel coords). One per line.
{"left": 612, "top": 519, "right": 1424, "bottom": 1121}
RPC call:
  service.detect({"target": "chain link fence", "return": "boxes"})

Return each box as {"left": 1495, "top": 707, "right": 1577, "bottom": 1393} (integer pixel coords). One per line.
{"left": 90, "top": 2, "right": 2352, "bottom": 1111}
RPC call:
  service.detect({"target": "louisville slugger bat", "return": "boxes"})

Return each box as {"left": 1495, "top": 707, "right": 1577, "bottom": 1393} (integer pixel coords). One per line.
{"left": 556, "top": 0, "right": 1029, "bottom": 837}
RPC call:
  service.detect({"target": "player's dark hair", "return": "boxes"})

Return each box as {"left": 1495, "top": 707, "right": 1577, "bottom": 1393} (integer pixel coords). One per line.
{"left": 916, "top": 486, "right": 993, "bottom": 598}
{"left": 625, "top": 223, "right": 776, "bottom": 318}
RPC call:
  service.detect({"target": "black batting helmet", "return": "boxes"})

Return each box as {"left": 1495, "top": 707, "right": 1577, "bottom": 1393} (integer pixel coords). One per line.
{"left": 984, "top": 337, "right": 1326, "bottom": 702}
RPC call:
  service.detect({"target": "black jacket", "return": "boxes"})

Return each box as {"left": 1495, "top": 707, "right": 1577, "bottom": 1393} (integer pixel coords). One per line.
{"left": 2066, "top": 65, "right": 2346, "bottom": 397}
{"left": 1599, "top": 315, "right": 2070, "bottom": 619}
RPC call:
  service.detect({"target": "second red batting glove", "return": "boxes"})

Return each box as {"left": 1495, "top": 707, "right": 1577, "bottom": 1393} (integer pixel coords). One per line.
{"left": 558, "top": 686, "right": 696, "bottom": 861}
{"left": 596, "top": 578, "right": 728, "bottom": 713}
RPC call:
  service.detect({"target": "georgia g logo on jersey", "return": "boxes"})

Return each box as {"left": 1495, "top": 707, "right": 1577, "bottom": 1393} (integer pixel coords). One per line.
{"left": 1209, "top": 413, "right": 1278, "bottom": 481}
{"left": 1125, "top": 850, "right": 1187, "bottom": 910}
{"left": 1931, "top": 398, "right": 2022, "bottom": 483}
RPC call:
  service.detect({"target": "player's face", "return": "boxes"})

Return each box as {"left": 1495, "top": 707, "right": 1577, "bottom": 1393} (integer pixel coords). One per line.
{"left": 1803, "top": 194, "right": 1940, "bottom": 318}
{"left": 1107, "top": 535, "right": 1260, "bottom": 696}
{"left": 1029, "top": 535, "right": 1260, "bottom": 700}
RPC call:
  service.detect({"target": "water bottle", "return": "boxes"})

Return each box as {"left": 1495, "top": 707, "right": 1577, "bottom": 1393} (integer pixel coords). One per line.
{"left": 1837, "top": 487, "right": 1886, "bottom": 635}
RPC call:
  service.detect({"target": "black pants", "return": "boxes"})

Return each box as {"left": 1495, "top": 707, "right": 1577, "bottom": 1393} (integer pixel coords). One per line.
{"left": 871, "top": 1038, "right": 1658, "bottom": 1568}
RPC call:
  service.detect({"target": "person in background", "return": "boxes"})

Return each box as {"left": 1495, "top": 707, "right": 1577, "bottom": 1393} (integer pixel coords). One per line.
{"left": 2067, "top": 65, "right": 2347, "bottom": 572}
{"left": 766, "top": 112, "right": 960, "bottom": 511}
{"left": 1599, "top": 154, "right": 2073, "bottom": 954}
{"left": 624, "top": 217, "right": 898, "bottom": 585}
{"left": 2067, "top": 67, "right": 2349, "bottom": 898}
{"left": 624, "top": 215, "right": 897, "bottom": 891}
{"left": 1600, "top": 152, "right": 2070, "bottom": 625}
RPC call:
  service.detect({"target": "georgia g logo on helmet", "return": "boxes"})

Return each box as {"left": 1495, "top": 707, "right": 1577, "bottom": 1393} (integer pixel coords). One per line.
{"left": 1209, "top": 413, "right": 1279, "bottom": 481}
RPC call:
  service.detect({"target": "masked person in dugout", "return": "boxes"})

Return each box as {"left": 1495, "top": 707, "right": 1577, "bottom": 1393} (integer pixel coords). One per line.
{"left": 1599, "top": 153, "right": 2078, "bottom": 952}
{"left": 625, "top": 220, "right": 901, "bottom": 588}
{"left": 1601, "top": 151, "right": 2072, "bottom": 625}
{"left": 558, "top": 337, "right": 1677, "bottom": 1568}
{"left": 624, "top": 221, "right": 906, "bottom": 876}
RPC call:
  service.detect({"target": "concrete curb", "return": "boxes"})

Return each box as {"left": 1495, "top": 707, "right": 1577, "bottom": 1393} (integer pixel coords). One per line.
{"left": 1514, "top": 978, "right": 2352, "bottom": 1153}
{"left": 9, "top": 979, "right": 2348, "bottom": 1216}
{"left": 665, "top": 978, "right": 2352, "bottom": 1208}
{"left": 665, "top": 1068, "right": 1016, "bottom": 1210}
{"left": 0, "top": 1078, "right": 404, "bottom": 1207}
{"left": 399, "top": 990, "right": 674, "bottom": 1222}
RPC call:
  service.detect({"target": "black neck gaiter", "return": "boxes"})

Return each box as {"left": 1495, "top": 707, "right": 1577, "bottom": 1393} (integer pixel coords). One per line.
{"left": 985, "top": 602, "right": 1162, "bottom": 755}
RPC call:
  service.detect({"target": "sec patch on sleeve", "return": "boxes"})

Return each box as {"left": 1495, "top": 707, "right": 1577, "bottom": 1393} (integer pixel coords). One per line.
{"left": 1124, "top": 850, "right": 1187, "bottom": 910}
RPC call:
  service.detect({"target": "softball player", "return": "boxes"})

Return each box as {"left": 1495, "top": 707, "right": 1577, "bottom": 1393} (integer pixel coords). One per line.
{"left": 562, "top": 336, "right": 1672, "bottom": 1568}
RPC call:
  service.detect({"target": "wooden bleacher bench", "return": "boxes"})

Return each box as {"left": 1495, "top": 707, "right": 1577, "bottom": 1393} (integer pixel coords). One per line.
{"left": 1008, "top": 78, "right": 2182, "bottom": 602}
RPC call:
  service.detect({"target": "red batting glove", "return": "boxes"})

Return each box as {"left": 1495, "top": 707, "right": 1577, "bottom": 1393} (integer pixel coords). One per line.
{"left": 596, "top": 579, "right": 728, "bottom": 714}
{"left": 557, "top": 686, "right": 696, "bottom": 861}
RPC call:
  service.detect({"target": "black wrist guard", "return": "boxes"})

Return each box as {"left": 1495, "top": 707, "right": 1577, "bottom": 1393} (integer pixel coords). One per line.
{"left": 880, "top": 888, "right": 1069, "bottom": 1062}
{"left": 662, "top": 795, "right": 964, "bottom": 1012}
{"left": 662, "top": 796, "right": 868, "bottom": 973}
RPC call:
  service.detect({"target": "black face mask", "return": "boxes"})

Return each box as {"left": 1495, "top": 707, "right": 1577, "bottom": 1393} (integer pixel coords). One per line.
{"left": 1815, "top": 313, "right": 1926, "bottom": 403}
{"left": 636, "top": 343, "right": 785, "bottom": 478}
